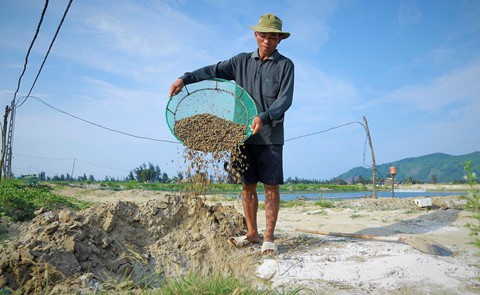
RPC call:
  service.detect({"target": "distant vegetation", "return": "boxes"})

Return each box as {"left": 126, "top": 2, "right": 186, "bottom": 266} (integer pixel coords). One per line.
{"left": 14, "top": 161, "right": 367, "bottom": 190}
{"left": 337, "top": 151, "right": 480, "bottom": 184}
{"left": 44, "top": 180, "right": 365, "bottom": 195}
{"left": 9, "top": 151, "right": 480, "bottom": 186}
{"left": 24, "top": 162, "right": 172, "bottom": 183}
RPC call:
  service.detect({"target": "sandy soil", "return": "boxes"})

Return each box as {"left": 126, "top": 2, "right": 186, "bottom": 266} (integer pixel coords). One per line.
{"left": 257, "top": 201, "right": 479, "bottom": 294}
{"left": 1, "top": 184, "right": 479, "bottom": 294}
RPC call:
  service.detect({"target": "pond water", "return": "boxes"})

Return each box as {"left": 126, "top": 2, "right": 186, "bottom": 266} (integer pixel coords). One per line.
{"left": 230, "top": 190, "right": 468, "bottom": 202}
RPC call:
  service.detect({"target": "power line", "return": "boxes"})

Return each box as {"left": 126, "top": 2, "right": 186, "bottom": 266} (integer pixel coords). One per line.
{"left": 28, "top": 94, "right": 371, "bottom": 150}
{"left": 17, "top": 0, "right": 74, "bottom": 108}
{"left": 285, "top": 120, "right": 373, "bottom": 170}
{"left": 13, "top": 152, "right": 71, "bottom": 161}
{"left": 13, "top": 153, "right": 130, "bottom": 172}
{"left": 75, "top": 159, "right": 130, "bottom": 172}
{"left": 284, "top": 121, "right": 365, "bottom": 142}
{"left": 30, "top": 95, "right": 180, "bottom": 144}
{"left": 3, "top": 0, "right": 50, "bottom": 179}
{"left": 12, "top": 0, "right": 49, "bottom": 104}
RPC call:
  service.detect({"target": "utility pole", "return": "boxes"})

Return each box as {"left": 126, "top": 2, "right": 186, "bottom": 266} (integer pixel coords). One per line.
{"left": 0, "top": 105, "right": 11, "bottom": 180}
{"left": 4, "top": 101, "right": 16, "bottom": 180}
{"left": 363, "top": 116, "right": 377, "bottom": 199}
{"left": 71, "top": 158, "right": 76, "bottom": 180}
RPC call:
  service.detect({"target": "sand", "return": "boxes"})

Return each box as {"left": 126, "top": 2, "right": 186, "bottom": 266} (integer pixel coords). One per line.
{"left": 1, "top": 184, "right": 479, "bottom": 294}
{"left": 255, "top": 201, "right": 479, "bottom": 294}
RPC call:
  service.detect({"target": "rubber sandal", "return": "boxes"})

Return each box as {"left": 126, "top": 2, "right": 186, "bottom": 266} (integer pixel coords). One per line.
{"left": 261, "top": 241, "right": 278, "bottom": 254}
{"left": 228, "top": 236, "right": 251, "bottom": 248}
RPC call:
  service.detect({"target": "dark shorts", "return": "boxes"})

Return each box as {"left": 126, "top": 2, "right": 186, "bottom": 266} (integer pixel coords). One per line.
{"left": 231, "top": 144, "right": 284, "bottom": 185}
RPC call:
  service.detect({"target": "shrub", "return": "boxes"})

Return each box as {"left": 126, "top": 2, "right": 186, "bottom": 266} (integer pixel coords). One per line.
{"left": 0, "top": 180, "right": 91, "bottom": 221}
{"left": 465, "top": 161, "right": 480, "bottom": 251}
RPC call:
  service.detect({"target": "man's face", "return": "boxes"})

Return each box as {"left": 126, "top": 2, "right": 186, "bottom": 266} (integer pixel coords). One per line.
{"left": 255, "top": 32, "right": 282, "bottom": 59}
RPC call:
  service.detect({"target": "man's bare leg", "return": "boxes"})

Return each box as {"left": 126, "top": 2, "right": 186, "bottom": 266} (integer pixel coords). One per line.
{"left": 263, "top": 184, "right": 280, "bottom": 243}
{"left": 241, "top": 183, "right": 261, "bottom": 243}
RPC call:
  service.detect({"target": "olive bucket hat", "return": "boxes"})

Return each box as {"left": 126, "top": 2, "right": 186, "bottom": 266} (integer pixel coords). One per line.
{"left": 249, "top": 13, "right": 290, "bottom": 39}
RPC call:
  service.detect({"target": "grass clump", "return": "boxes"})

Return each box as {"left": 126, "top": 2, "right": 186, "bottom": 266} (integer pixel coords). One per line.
{"left": 155, "top": 273, "right": 260, "bottom": 295}
{"left": 279, "top": 199, "right": 306, "bottom": 208}
{"left": 314, "top": 199, "right": 335, "bottom": 208}
{"left": 154, "top": 272, "right": 311, "bottom": 295}
{"left": 350, "top": 213, "right": 364, "bottom": 219}
{"left": 0, "top": 179, "right": 91, "bottom": 221}
{"left": 464, "top": 161, "right": 480, "bottom": 259}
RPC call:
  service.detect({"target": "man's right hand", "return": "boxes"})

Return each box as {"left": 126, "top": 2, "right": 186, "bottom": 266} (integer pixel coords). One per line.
{"left": 250, "top": 116, "right": 263, "bottom": 135}
{"left": 169, "top": 79, "right": 184, "bottom": 98}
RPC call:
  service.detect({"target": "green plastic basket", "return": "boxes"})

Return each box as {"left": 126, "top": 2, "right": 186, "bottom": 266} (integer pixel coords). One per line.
{"left": 166, "top": 78, "right": 258, "bottom": 145}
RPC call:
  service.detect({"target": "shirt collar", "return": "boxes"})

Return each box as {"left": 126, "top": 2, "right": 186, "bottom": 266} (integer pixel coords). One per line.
{"left": 251, "top": 49, "right": 280, "bottom": 61}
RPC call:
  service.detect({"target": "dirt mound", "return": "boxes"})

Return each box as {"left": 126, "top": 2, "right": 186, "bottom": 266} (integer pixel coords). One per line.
{"left": 0, "top": 194, "right": 247, "bottom": 294}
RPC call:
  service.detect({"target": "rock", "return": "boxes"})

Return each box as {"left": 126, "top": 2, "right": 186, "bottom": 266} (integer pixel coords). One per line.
{"left": 102, "top": 212, "right": 115, "bottom": 232}
{"left": 44, "top": 221, "right": 60, "bottom": 235}
{"left": 58, "top": 210, "right": 79, "bottom": 224}
{"left": 34, "top": 207, "right": 46, "bottom": 216}
{"left": 63, "top": 236, "right": 76, "bottom": 251}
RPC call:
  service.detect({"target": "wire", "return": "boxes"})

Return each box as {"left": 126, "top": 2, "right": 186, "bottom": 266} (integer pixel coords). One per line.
{"left": 30, "top": 95, "right": 179, "bottom": 144}
{"left": 75, "top": 159, "right": 130, "bottom": 172}
{"left": 17, "top": 0, "right": 73, "bottom": 108}
{"left": 12, "top": 0, "right": 49, "bottom": 104}
{"left": 13, "top": 153, "right": 130, "bottom": 172}
{"left": 285, "top": 121, "right": 364, "bottom": 142}
{"left": 285, "top": 121, "right": 375, "bottom": 172}
{"left": 28, "top": 94, "right": 373, "bottom": 147}
{"left": 13, "top": 153, "right": 71, "bottom": 161}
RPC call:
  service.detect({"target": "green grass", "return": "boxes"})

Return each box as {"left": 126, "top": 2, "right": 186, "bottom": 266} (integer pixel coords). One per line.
{"left": 313, "top": 199, "right": 335, "bottom": 208}
{"left": 404, "top": 209, "right": 419, "bottom": 214}
{"left": 153, "top": 272, "right": 311, "bottom": 295}
{"left": 0, "top": 180, "right": 92, "bottom": 221}
{"left": 464, "top": 161, "right": 480, "bottom": 259}
{"left": 279, "top": 199, "right": 306, "bottom": 208}
{"left": 350, "top": 213, "right": 364, "bottom": 219}
{"left": 154, "top": 273, "right": 257, "bottom": 295}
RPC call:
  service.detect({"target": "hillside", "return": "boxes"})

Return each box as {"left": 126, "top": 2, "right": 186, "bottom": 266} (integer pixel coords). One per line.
{"left": 337, "top": 151, "right": 480, "bottom": 183}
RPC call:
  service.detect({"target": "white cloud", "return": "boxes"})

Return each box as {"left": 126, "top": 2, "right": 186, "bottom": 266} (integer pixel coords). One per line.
{"left": 396, "top": 0, "right": 423, "bottom": 26}
{"left": 282, "top": 0, "right": 344, "bottom": 53}
{"left": 54, "top": 1, "right": 224, "bottom": 82}
{"left": 289, "top": 61, "right": 360, "bottom": 127}
{"left": 383, "top": 59, "right": 480, "bottom": 112}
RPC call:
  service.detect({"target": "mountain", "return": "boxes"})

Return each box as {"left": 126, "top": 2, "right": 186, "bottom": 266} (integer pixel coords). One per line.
{"left": 337, "top": 151, "right": 480, "bottom": 183}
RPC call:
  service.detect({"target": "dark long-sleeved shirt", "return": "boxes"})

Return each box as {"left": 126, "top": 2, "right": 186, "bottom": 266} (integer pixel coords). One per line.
{"left": 179, "top": 49, "right": 294, "bottom": 145}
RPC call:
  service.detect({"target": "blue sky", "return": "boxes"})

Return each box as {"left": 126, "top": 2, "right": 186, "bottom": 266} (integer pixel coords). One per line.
{"left": 0, "top": 0, "right": 479, "bottom": 181}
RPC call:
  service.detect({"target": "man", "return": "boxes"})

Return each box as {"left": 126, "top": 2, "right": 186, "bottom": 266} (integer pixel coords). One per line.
{"left": 169, "top": 13, "right": 294, "bottom": 254}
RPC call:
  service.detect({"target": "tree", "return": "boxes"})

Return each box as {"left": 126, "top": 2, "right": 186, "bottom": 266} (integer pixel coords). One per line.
{"left": 127, "top": 172, "right": 135, "bottom": 181}
{"left": 355, "top": 175, "right": 366, "bottom": 185}
{"left": 162, "top": 172, "right": 169, "bottom": 183}
{"left": 77, "top": 173, "right": 87, "bottom": 182}
{"left": 38, "top": 172, "right": 46, "bottom": 181}
{"left": 172, "top": 171, "right": 183, "bottom": 183}
{"left": 132, "top": 162, "right": 163, "bottom": 183}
